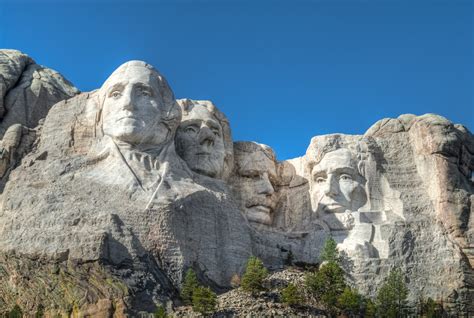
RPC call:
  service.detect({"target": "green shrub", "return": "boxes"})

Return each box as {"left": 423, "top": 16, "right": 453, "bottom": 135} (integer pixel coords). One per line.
{"left": 421, "top": 297, "right": 443, "bottom": 318}
{"left": 305, "top": 261, "right": 346, "bottom": 316}
{"left": 8, "top": 305, "right": 23, "bottom": 318}
{"left": 241, "top": 256, "right": 268, "bottom": 295}
{"left": 337, "top": 287, "right": 362, "bottom": 315}
{"left": 320, "top": 236, "right": 340, "bottom": 264}
{"left": 376, "top": 268, "right": 408, "bottom": 318}
{"left": 181, "top": 268, "right": 199, "bottom": 305}
{"left": 192, "top": 286, "right": 217, "bottom": 315}
{"left": 364, "top": 298, "right": 377, "bottom": 318}
{"left": 154, "top": 305, "right": 168, "bottom": 318}
{"left": 281, "top": 283, "right": 304, "bottom": 306}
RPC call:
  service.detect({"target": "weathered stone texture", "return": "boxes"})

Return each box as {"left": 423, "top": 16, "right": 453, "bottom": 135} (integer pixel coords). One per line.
{"left": 0, "top": 53, "right": 471, "bottom": 316}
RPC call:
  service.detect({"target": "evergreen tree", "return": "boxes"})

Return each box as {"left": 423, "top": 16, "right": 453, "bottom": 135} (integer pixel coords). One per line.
{"left": 154, "top": 305, "right": 168, "bottom": 318}
{"left": 181, "top": 268, "right": 199, "bottom": 305}
{"left": 376, "top": 268, "right": 408, "bottom": 318}
{"left": 241, "top": 256, "right": 268, "bottom": 295}
{"left": 281, "top": 283, "right": 304, "bottom": 306}
{"left": 320, "top": 236, "right": 339, "bottom": 263}
{"left": 420, "top": 297, "right": 442, "bottom": 318}
{"left": 8, "top": 305, "right": 22, "bottom": 318}
{"left": 192, "top": 286, "right": 217, "bottom": 315}
{"left": 305, "top": 261, "right": 346, "bottom": 316}
{"left": 306, "top": 236, "right": 348, "bottom": 316}
{"left": 364, "top": 298, "right": 377, "bottom": 318}
{"left": 337, "top": 287, "right": 362, "bottom": 316}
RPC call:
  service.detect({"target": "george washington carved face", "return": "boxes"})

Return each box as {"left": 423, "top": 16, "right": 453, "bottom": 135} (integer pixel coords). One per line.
{"left": 100, "top": 61, "right": 178, "bottom": 148}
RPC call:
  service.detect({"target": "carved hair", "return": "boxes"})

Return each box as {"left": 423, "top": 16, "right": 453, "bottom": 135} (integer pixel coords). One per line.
{"left": 233, "top": 141, "right": 276, "bottom": 165}
{"left": 305, "top": 134, "right": 372, "bottom": 181}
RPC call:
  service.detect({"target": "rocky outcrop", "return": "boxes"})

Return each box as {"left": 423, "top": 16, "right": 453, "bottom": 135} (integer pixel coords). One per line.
{"left": 0, "top": 50, "right": 78, "bottom": 135}
{"left": 0, "top": 50, "right": 79, "bottom": 192}
{"left": 0, "top": 52, "right": 471, "bottom": 316}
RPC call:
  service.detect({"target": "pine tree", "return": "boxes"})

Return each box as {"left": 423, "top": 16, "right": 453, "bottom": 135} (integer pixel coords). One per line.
{"left": 305, "top": 261, "right": 346, "bottom": 316}
{"left": 241, "top": 256, "right": 268, "bottom": 295}
{"left": 376, "top": 268, "right": 408, "bottom": 318}
{"left": 192, "top": 286, "right": 217, "bottom": 315}
{"left": 181, "top": 268, "right": 199, "bottom": 305}
{"left": 281, "top": 283, "right": 304, "bottom": 306}
{"left": 420, "top": 297, "right": 442, "bottom": 318}
{"left": 305, "top": 236, "right": 348, "bottom": 317}
{"left": 364, "top": 298, "right": 377, "bottom": 318}
{"left": 320, "top": 235, "right": 339, "bottom": 263}
{"left": 337, "top": 287, "right": 362, "bottom": 316}
{"left": 8, "top": 305, "right": 22, "bottom": 318}
{"left": 154, "top": 305, "right": 168, "bottom": 318}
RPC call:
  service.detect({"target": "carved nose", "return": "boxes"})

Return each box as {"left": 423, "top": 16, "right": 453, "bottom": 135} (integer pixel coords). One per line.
{"left": 199, "top": 127, "right": 215, "bottom": 147}
{"left": 258, "top": 173, "right": 275, "bottom": 195}
{"left": 120, "top": 93, "right": 134, "bottom": 111}
{"left": 323, "top": 174, "right": 338, "bottom": 197}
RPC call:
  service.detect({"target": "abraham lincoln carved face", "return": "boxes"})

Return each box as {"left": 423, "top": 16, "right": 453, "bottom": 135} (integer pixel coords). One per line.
{"left": 311, "top": 148, "right": 367, "bottom": 216}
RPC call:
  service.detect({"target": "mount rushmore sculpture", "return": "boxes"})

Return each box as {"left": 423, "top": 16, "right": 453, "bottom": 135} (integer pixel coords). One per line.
{"left": 0, "top": 51, "right": 472, "bottom": 316}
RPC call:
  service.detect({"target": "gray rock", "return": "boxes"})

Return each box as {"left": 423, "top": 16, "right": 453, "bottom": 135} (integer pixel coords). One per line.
{"left": 0, "top": 56, "right": 471, "bottom": 316}
{"left": 0, "top": 49, "right": 79, "bottom": 136}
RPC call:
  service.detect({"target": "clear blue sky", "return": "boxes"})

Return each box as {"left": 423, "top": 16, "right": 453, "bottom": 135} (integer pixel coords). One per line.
{"left": 1, "top": 0, "right": 472, "bottom": 160}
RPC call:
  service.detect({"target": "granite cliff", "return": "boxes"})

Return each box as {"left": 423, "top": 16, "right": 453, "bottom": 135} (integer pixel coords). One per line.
{"left": 0, "top": 50, "right": 472, "bottom": 316}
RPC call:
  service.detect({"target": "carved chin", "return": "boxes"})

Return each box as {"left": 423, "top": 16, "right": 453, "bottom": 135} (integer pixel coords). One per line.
{"left": 193, "top": 165, "right": 218, "bottom": 177}
{"left": 189, "top": 158, "right": 223, "bottom": 178}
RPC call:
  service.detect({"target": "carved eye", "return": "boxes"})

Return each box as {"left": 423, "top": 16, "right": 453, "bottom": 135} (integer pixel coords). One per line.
{"left": 184, "top": 126, "right": 198, "bottom": 134}
{"left": 241, "top": 171, "right": 260, "bottom": 179}
{"left": 340, "top": 174, "right": 352, "bottom": 181}
{"left": 212, "top": 129, "right": 220, "bottom": 137}
{"left": 316, "top": 177, "right": 326, "bottom": 184}
{"left": 138, "top": 88, "right": 152, "bottom": 97}
{"left": 110, "top": 91, "right": 122, "bottom": 98}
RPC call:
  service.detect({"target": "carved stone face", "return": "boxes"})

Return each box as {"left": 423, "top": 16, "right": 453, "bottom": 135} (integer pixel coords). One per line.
{"left": 233, "top": 148, "right": 277, "bottom": 225}
{"left": 101, "top": 65, "right": 169, "bottom": 147}
{"left": 175, "top": 106, "right": 225, "bottom": 178}
{"left": 311, "top": 148, "right": 365, "bottom": 214}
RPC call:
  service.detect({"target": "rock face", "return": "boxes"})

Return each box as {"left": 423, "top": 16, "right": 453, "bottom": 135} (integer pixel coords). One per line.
{"left": 0, "top": 52, "right": 472, "bottom": 316}
{"left": 0, "top": 50, "right": 79, "bottom": 191}
{"left": 0, "top": 50, "right": 78, "bottom": 135}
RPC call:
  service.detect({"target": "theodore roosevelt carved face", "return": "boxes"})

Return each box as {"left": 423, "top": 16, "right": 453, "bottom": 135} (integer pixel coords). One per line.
{"left": 231, "top": 142, "right": 278, "bottom": 226}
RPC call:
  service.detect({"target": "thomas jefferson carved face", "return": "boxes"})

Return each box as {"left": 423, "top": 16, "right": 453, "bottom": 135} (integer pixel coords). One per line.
{"left": 175, "top": 105, "right": 225, "bottom": 178}
{"left": 101, "top": 64, "right": 170, "bottom": 147}
{"left": 311, "top": 148, "right": 366, "bottom": 214}
{"left": 232, "top": 144, "right": 278, "bottom": 225}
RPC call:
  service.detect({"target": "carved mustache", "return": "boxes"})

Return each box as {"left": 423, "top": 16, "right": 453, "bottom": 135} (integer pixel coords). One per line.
{"left": 245, "top": 197, "right": 276, "bottom": 211}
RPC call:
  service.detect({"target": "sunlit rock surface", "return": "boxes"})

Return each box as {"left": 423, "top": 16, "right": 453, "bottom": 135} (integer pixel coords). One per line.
{"left": 0, "top": 50, "right": 472, "bottom": 316}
